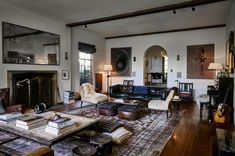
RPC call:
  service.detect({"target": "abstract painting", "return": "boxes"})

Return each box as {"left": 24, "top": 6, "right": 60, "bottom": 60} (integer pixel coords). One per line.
{"left": 187, "top": 44, "right": 214, "bottom": 79}
{"left": 111, "top": 47, "right": 132, "bottom": 76}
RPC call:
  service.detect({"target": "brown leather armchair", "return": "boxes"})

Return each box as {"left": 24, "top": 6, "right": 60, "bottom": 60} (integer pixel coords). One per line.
{"left": 0, "top": 87, "right": 24, "bottom": 114}
{"left": 0, "top": 146, "right": 54, "bottom": 156}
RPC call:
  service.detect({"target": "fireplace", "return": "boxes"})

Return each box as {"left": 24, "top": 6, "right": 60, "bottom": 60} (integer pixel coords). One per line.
{"left": 7, "top": 71, "right": 57, "bottom": 108}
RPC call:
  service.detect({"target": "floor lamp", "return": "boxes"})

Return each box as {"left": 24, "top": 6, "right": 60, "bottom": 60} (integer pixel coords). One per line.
{"left": 208, "top": 63, "right": 223, "bottom": 88}
{"left": 104, "top": 64, "right": 113, "bottom": 94}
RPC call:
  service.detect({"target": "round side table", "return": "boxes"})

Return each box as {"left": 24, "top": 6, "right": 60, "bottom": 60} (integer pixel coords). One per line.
{"left": 72, "top": 144, "right": 97, "bottom": 156}
{"left": 90, "top": 134, "right": 112, "bottom": 156}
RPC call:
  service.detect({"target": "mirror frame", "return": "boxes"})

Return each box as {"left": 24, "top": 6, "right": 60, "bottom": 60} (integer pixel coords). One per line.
{"left": 2, "top": 22, "right": 60, "bottom": 65}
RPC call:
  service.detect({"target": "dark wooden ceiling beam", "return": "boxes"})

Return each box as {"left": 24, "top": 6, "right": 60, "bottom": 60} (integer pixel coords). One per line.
{"left": 66, "top": 0, "right": 228, "bottom": 27}
{"left": 105, "top": 24, "right": 226, "bottom": 39}
{"left": 4, "top": 31, "right": 43, "bottom": 39}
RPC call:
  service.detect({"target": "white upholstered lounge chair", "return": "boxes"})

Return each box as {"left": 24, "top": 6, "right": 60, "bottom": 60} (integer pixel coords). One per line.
{"left": 148, "top": 89, "right": 175, "bottom": 118}
{"left": 80, "top": 83, "right": 108, "bottom": 107}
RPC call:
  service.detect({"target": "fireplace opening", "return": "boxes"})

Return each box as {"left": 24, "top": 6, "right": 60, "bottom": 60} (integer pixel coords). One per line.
{"left": 7, "top": 71, "right": 57, "bottom": 109}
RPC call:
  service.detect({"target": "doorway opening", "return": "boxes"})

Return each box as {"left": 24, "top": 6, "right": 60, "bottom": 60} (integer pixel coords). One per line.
{"left": 144, "top": 45, "right": 168, "bottom": 87}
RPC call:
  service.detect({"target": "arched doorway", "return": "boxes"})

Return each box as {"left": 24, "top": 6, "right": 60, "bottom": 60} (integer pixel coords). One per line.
{"left": 144, "top": 45, "right": 168, "bottom": 87}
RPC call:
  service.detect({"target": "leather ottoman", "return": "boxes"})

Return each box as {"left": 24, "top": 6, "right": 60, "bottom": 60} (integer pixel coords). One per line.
{"left": 118, "top": 105, "right": 141, "bottom": 120}
{"left": 98, "top": 102, "right": 120, "bottom": 116}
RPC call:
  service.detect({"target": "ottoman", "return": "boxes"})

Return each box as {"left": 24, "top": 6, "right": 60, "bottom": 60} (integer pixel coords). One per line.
{"left": 98, "top": 102, "right": 120, "bottom": 116}
{"left": 118, "top": 105, "right": 141, "bottom": 120}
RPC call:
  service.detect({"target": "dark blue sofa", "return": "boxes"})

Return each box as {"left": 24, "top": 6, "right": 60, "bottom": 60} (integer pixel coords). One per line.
{"left": 109, "top": 85, "right": 166, "bottom": 100}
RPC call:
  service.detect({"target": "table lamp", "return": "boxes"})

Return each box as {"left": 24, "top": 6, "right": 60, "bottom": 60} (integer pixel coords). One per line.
{"left": 208, "top": 63, "right": 223, "bottom": 88}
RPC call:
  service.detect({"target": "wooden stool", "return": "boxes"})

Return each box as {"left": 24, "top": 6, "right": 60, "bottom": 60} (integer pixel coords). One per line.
{"left": 197, "top": 94, "right": 210, "bottom": 120}
{"left": 90, "top": 134, "right": 112, "bottom": 156}
{"left": 172, "top": 96, "right": 181, "bottom": 112}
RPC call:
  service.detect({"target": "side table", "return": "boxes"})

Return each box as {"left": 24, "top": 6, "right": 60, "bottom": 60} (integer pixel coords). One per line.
{"left": 216, "top": 128, "right": 235, "bottom": 156}
{"left": 72, "top": 144, "right": 97, "bottom": 156}
{"left": 90, "top": 134, "right": 112, "bottom": 156}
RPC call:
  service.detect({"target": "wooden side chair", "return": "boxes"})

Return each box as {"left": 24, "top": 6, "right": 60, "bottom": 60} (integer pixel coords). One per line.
{"left": 122, "top": 80, "right": 134, "bottom": 94}
{"left": 178, "top": 82, "right": 193, "bottom": 102}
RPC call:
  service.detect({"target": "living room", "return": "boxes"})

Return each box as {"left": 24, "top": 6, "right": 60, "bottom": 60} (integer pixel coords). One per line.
{"left": 0, "top": 0, "right": 235, "bottom": 155}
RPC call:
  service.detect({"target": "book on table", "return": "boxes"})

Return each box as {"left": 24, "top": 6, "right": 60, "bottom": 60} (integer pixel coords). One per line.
{"left": 16, "top": 119, "right": 48, "bottom": 130}
{"left": 48, "top": 117, "right": 72, "bottom": 128}
{"left": 0, "top": 112, "right": 22, "bottom": 122}
{"left": 45, "top": 123, "right": 76, "bottom": 135}
{"left": 16, "top": 115, "right": 46, "bottom": 126}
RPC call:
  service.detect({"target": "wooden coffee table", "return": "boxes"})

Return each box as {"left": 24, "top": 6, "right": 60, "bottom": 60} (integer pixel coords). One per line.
{"left": 0, "top": 111, "right": 98, "bottom": 147}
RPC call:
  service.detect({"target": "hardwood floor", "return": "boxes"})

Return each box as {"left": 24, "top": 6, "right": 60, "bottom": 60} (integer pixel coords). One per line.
{"left": 160, "top": 101, "right": 235, "bottom": 156}
{"left": 49, "top": 101, "right": 234, "bottom": 156}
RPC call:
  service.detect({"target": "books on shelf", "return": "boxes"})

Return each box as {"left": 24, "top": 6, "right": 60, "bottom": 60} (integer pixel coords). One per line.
{"left": 0, "top": 112, "right": 22, "bottom": 122}
{"left": 16, "top": 115, "right": 46, "bottom": 126}
{"left": 45, "top": 123, "right": 76, "bottom": 135}
{"left": 16, "top": 119, "right": 47, "bottom": 130}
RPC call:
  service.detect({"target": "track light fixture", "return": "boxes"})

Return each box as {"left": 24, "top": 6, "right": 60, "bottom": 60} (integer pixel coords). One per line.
{"left": 173, "top": 10, "right": 176, "bottom": 14}
{"left": 192, "top": 7, "right": 195, "bottom": 11}
{"left": 85, "top": 24, "right": 87, "bottom": 28}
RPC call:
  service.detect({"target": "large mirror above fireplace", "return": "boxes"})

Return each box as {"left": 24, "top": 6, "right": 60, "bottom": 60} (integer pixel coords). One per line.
{"left": 2, "top": 22, "right": 60, "bottom": 65}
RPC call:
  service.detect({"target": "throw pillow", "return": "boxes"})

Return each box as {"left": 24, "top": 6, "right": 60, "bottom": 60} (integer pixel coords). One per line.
{"left": 0, "top": 99, "right": 6, "bottom": 114}
{"left": 103, "top": 127, "right": 132, "bottom": 144}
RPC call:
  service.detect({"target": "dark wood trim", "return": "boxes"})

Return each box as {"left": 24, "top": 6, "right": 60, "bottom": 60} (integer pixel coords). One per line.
{"left": 66, "top": 0, "right": 227, "bottom": 27}
{"left": 105, "top": 24, "right": 226, "bottom": 39}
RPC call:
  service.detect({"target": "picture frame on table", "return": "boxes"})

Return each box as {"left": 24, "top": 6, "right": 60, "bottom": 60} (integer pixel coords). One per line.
{"left": 62, "top": 70, "right": 69, "bottom": 80}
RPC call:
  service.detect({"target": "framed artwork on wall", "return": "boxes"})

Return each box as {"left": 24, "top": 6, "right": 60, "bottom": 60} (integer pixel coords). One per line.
{"left": 187, "top": 44, "right": 214, "bottom": 79}
{"left": 111, "top": 47, "right": 132, "bottom": 76}
{"left": 62, "top": 70, "right": 69, "bottom": 80}
{"left": 226, "top": 31, "right": 235, "bottom": 73}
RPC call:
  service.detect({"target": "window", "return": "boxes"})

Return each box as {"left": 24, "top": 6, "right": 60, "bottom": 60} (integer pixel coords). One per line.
{"left": 79, "top": 52, "right": 93, "bottom": 85}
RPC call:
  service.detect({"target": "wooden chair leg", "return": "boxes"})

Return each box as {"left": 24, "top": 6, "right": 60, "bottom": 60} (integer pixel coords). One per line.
{"left": 81, "top": 101, "right": 83, "bottom": 107}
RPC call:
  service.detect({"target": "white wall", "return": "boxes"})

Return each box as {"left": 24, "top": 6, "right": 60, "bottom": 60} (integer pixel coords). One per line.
{"left": 226, "top": 0, "right": 235, "bottom": 124}
{"left": 0, "top": 2, "right": 71, "bottom": 103}
{"left": 71, "top": 28, "right": 106, "bottom": 92}
{"left": 106, "top": 27, "right": 226, "bottom": 100}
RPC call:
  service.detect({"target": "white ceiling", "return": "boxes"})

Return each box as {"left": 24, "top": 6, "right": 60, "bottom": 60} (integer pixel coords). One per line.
{"left": 0, "top": 0, "right": 232, "bottom": 38}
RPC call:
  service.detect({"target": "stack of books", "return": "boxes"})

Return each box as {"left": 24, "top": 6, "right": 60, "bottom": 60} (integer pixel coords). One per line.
{"left": 0, "top": 112, "right": 22, "bottom": 123}
{"left": 45, "top": 117, "right": 75, "bottom": 135}
{"left": 63, "top": 91, "right": 75, "bottom": 104}
{"left": 16, "top": 115, "right": 47, "bottom": 130}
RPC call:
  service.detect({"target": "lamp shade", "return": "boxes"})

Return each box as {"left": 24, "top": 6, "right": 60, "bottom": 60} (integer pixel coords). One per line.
{"left": 208, "top": 63, "right": 223, "bottom": 70}
{"left": 104, "top": 64, "right": 113, "bottom": 71}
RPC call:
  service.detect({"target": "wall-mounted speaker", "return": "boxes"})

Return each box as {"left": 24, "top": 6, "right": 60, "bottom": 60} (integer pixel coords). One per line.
{"left": 111, "top": 47, "right": 132, "bottom": 76}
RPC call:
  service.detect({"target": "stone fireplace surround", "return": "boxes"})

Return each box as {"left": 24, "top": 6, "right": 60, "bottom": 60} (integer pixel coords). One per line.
{"left": 7, "top": 70, "right": 57, "bottom": 109}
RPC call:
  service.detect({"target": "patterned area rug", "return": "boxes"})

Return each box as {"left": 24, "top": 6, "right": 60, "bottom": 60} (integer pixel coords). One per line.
{"left": 0, "top": 105, "right": 181, "bottom": 156}
{"left": 66, "top": 105, "right": 181, "bottom": 156}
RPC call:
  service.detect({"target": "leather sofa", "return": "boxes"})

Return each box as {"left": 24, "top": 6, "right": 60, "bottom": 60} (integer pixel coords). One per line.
{"left": 109, "top": 85, "right": 166, "bottom": 100}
